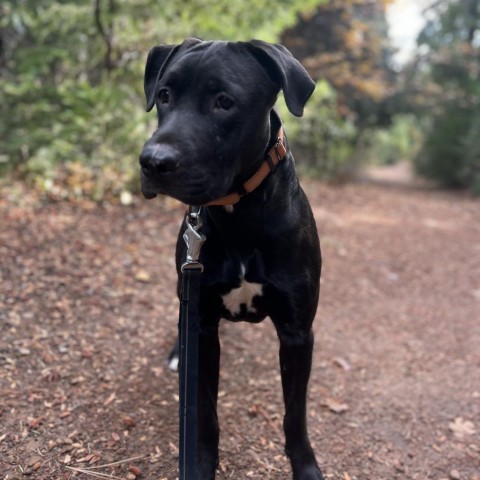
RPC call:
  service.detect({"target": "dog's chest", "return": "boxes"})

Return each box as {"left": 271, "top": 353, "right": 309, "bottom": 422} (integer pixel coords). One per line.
{"left": 221, "top": 263, "right": 264, "bottom": 320}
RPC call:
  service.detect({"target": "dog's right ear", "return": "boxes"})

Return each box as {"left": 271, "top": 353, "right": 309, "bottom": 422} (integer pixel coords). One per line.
{"left": 144, "top": 44, "right": 179, "bottom": 112}
{"left": 144, "top": 38, "right": 204, "bottom": 112}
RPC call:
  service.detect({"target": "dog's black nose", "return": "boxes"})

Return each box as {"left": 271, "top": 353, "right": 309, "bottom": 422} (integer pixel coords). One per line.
{"left": 139, "top": 144, "right": 179, "bottom": 176}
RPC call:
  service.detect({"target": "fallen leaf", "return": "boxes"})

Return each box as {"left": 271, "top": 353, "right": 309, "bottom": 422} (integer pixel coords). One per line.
{"left": 324, "top": 398, "right": 349, "bottom": 414}
{"left": 88, "top": 454, "right": 101, "bottom": 465}
{"left": 449, "top": 469, "right": 461, "bottom": 480}
{"left": 123, "top": 415, "right": 136, "bottom": 428}
{"left": 129, "top": 465, "right": 143, "bottom": 476}
{"left": 76, "top": 453, "right": 96, "bottom": 463}
{"left": 333, "top": 357, "right": 351, "bottom": 371}
{"left": 28, "top": 416, "right": 43, "bottom": 429}
{"left": 70, "top": 376, "right": 85, "bottom": 385}
{"left": 27, "top": 455, "right": 42, "bottom": 467}
{"left": 449, "top": 418, "right": 475, "bottom": 439}
{"left": 103, "top": 392, "right": 116, "bottom": 406}
{"left": 135, "top": 270, "right": 151, "bottom": 283}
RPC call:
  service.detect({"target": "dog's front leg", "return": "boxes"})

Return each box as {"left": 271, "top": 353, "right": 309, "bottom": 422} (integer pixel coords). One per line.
{"left": 277, "top": 329, "right": 324, "bottom": 480}
{"left": 197, "top": 323, "right": 221, "bottom": 478}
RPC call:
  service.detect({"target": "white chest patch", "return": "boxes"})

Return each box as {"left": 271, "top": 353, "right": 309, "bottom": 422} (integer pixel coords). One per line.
{"left": 222, "top": 279, "right": 263, "bottom": 316}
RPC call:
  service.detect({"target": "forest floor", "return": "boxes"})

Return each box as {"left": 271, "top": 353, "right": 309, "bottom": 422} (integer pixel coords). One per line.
{"left": 1, "top": 165, "right": 479, "bottom": 480}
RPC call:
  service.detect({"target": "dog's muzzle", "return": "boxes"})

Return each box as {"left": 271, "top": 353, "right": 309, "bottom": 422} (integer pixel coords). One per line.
{"left": 139, "top": 144, "right": 179, "bottom": 177}
{"left": 139, "top": 144, "right": 181, "bottom": 199}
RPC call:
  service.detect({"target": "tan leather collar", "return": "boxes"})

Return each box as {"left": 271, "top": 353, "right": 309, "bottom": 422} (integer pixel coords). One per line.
{"left": 205, "top": 128, "right": 287, "bottom": 206}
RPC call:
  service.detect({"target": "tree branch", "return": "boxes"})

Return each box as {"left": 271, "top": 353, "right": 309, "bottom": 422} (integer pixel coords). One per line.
{"left": 93, "top": 0, "right": 115, "bottom": 72}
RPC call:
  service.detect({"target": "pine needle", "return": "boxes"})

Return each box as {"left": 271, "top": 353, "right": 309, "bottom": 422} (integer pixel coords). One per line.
{"left": 63, "top": 455, "right": 146, "bottom": 478}
{"left": 85, "top": 454, "right": 147, "bottom": 470}
{"left": 63, "top": 465, "right": 123, "bottom": 479}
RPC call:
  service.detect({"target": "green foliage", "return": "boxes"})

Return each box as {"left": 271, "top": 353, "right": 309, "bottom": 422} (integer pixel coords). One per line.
{"left": 414, "top": 105, "right": 480, "bottom": 191}
{"left": 461, "top": 112, "right": 480, "bottom": 195}
{"left": 155, "top": 0, "right": 320, "bottom": 43}
{"left": 364, "top": 115, "right": 424, "bottom": 166}
{"left": 279, "top": 81, "right": 358, "bottom": 181}
{"left": 410, "top": 0, "right": 480, "bottom": 193}
{"left": 277, "top": 0, "right": 398, "bottom": 182}
{"left": 0, "top": 0, "right": 322, "bottom": 199}
{"left": 281, "top": 0, "right": 397, "bottom": 130}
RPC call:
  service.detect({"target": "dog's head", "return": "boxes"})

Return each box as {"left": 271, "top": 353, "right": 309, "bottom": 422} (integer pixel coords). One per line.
{"left": 139, "top": 38, "right": 314, "bottom": 205}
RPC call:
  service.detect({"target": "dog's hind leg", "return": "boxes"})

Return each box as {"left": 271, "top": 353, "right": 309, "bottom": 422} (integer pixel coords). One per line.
{"left": 275, "top": 328, "right": 324, "bottom": 480}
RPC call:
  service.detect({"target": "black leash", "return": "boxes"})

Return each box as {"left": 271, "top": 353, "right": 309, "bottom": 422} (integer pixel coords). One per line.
{"left": 178, "top": 206, "right": 205, "bottom": 480}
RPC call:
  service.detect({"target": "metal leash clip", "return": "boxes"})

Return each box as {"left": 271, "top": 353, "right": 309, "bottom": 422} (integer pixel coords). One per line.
{"left": 181, "top": 206, "right": 205, "bottom": 272}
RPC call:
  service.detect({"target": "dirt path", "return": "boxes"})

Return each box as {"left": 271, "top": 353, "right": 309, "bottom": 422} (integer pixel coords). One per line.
{"left": 1, "top": 177, "right": 479, "bottom": 480}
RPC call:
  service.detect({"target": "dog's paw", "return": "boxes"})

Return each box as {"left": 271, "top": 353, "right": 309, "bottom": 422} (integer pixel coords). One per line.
{"left": 167, "top": 352, "right": 179, "bottom": 372}
{"left": 289, "top": 450, "right": 324, "bottom": 480}
{"left": 197, "top": 453, "right": 218, "bottom": 480}
{"left": 293, "top": 464, "right": 325, "bottom": 480}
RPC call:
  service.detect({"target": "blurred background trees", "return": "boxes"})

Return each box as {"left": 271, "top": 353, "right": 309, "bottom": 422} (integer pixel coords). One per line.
{"left": 0, "top": 0, "right": 478, "bottom": 199}
{"left": 410, "top": 0, "right": 480, "bottom": 192}
{"left": 0, "top": 0, "right": 319, "bottom": 199}
{"left": 279, "top": 0, "right": 396, "bottom": 179}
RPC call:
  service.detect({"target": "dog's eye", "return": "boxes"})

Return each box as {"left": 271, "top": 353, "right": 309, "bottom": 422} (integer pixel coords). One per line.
{"left": 158, "top": 89, "right": 170, "bottom": 105}
{"left": 215, "top": 95, "right": 234, "bottom": 111}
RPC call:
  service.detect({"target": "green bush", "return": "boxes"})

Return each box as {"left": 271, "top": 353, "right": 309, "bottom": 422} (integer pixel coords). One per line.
{"left": 364, "top": 115, "right": 424, "bottom": 166}
{"left": 0, "top": 0, "right": 323, "bottom": 200}
{"left": 0, "top": 1, "right": 150, "bottom": 198}
{"left": 279, "top": 80, "right": 358, "bottom": 181}
{"left": 460, "top": 111, "right": 480, "bottom": 195}
{"left": 408, "top": 0, "right": 480, "bottom": 195}
{"left": 414, "top": 105, "right": 480, "bottom": 193}
{"left": 0, "top": 76, "right": 151, "bottom": 199}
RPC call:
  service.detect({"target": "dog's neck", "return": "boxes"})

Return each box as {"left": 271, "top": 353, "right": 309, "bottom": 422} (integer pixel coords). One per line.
{"left": 203, "top": 113, "right": 300, "bottom": 236}
{"left": 205, "top": 110, "right": 288, "bottom": 210}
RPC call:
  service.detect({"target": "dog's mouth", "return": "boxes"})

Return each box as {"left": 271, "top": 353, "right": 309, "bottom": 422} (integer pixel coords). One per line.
{"left": 140, "top": 175, "right": 230, "bottom": 206}
{"left": 139, "top": 172, "right": 159, "bottom": 199}
{"left": 138, "top": 138, "right": 241, "bottom": 205}
{"left": 140, "top": 187, "right": 158, "bottom": 200}
{"left": 138, "top": 146, "right": 238, "bottom": 205}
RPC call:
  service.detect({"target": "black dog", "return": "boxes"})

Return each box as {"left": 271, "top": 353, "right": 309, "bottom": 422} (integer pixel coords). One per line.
{"left": 139, "top": 38, "right": 323, "bottom": 480}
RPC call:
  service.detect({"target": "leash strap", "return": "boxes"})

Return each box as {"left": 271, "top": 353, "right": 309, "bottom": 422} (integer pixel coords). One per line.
{"left": 179, "top": 267, "right": 201, "bottom": 480}
{"left": 179, "top": 207, "right": 205, "bottom": 480}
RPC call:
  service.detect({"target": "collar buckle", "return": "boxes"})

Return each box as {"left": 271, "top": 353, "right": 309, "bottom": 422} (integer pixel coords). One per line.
{"left": 267, "top": 135, "right": 287, "bottom": 172}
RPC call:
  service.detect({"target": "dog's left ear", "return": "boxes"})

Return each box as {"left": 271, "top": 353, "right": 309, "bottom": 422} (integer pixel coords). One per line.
{"left": 243, "top": 40, "right": 315, "bottom": 117}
